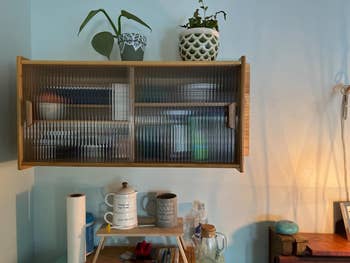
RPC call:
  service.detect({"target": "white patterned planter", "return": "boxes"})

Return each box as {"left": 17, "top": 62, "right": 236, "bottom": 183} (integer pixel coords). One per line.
{"left": 117, "top": 33, "right": 147, "bottom": 61}
{"left": 179, "top": 28, "right": 219, "bottom": 61}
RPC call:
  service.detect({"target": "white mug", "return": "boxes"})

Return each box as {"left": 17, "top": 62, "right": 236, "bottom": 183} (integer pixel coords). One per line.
{"left": 104, "top": 193, "right": 137, "bottom": 212}
{"left": 104, "top": 211, "right": 138, "bottom": 229}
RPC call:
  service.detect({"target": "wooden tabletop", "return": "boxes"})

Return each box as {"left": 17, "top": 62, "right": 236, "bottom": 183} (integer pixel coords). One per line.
{"left": 293, "top": 233, "right": 350, "bottom": 257}
{"left": 86, "top": 246, "right": 195, "bottom": 263}
{"left": 97, "top": 218, "right": 184, "bottom": 237}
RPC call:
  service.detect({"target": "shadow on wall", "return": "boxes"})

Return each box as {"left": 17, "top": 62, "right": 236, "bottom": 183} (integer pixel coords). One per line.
{"left": 16, "top": 190, "right": 34, "bottom": 263}
{"left": 0, "top": 62, "right": 17, "bottom": 162}
{"left": 228, "top": 221, "right": 275, "bottom": 263}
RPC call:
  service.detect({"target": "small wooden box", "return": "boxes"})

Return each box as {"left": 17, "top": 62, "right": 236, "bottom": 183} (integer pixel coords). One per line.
{"left": 269, "top": 227, "right": 309, "bottom": 263}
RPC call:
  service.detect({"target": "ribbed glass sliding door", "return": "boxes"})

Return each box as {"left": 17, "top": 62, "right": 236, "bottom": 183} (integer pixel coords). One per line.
{"left": 134, "top": 66, "right": 239, "bottom": 164}
{"left": 22, "top": 65, "right": 132, "bottom": 163}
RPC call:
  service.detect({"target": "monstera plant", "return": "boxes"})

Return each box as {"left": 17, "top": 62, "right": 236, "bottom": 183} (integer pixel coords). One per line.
{"left": 79, "top": 9, "right": 152, "bottom": 60}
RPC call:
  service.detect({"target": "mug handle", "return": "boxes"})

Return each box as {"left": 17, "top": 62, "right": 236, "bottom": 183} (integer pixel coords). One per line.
{"left": 216, "top": 232, "right": 227, "bottom": 255}
{"left": 104, "top": 212, "right": 113, "bottom": 225}
{"left": 141, "top": 194, "right": 156, "bottom": 216}
{"left": 104, "top": 193, "right": 115, "bottom": 208}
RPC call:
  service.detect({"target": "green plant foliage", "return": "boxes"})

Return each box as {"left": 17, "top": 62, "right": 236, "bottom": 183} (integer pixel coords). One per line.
{"left": 118, "top": 10, "right": 152, "bottom": 34}
{"left": 78, "top": 8, "right": 152, "bottom": 59}
{"left": 91, "top": 31, "right": 115, "bottom": 59}
{"left": 181, "top": 0, "right": 227, "bottom": 31}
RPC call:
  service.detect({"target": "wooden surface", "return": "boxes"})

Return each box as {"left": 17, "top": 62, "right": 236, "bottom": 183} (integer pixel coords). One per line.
{"left": 86, "top": 246, "right": 195, "bottom": 263}
{"left": 97, "top": 218, "right": 183, "bottom": 237}
{"left": 20, "top": 58, "right": 241, "bottom": 67}
{"left": 270, "top": 227, "right": 350, "bottom": 263}
{"left": 243, "top": 63, "right": 250, "bottom": 156}
{"left": 239, "top": 56, "right": 246, "bottom": 172}
{"left": 269, "top": 227, "right": 295, "bottom": 262}
{"left": 17, "top": 56, "right": 24, "bottom": 170}
{"left": 269, "top": 227, "right": 308, "bottom": 262}
{"left": 21, "top": 161, "right": 241, "bottom": 169}
{"left": 276, "top": 255, "right": 350, "bottom": 263}
{"left": 294, "top": 232, "right": 350, "bottom": 257}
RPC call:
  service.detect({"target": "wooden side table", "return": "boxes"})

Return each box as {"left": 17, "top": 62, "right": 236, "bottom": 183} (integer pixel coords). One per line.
{"left": 92, "top": 218, "right": 189, "bottom": 263}
{"left": 269, "top": 227, "right": 350, "bottom": 263}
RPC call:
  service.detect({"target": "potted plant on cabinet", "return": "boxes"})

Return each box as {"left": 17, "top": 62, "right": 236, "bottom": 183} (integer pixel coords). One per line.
{"left": 179, "top": 0, "right": 226, "bottom": 61}
{"left": 78, "top": 9, "right": 152, "bottom": 61}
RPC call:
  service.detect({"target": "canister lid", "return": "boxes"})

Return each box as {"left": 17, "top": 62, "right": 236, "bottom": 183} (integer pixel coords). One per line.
{"left": 117, "top": 182, "right": 136, "bottom": 195}
{"left": 201, "top": 224, "right": 216, "bottom": 238}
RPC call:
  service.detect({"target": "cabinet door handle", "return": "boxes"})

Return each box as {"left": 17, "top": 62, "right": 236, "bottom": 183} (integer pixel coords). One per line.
{"left": 25, "top": 100, "right": 33, "bottom": 126}
{"left": 227, "top": 103, "right": 236, "bottom": 129}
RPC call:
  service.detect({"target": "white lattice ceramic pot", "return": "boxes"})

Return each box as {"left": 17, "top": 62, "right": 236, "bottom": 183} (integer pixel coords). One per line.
{"left": 179, "top": 28, "right": 219, "bottom": 61}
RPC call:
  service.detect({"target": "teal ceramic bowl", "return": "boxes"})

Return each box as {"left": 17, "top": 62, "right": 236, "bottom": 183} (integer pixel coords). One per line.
{"left": 275, "top": 220, "right": 299, "bottom": 235}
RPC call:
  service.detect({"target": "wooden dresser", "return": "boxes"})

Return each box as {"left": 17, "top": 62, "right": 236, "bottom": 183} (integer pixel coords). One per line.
{"left": 269, "top": 227, "right": 350, "bottom": 263}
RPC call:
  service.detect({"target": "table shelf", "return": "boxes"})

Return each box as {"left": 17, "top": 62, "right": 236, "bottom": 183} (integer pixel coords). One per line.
{"left": 92, "top": 218, "right": 189, "bottom": 263}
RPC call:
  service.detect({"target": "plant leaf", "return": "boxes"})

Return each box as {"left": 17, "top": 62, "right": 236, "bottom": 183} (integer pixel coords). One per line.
{"left": 78, "top": 9, "right": 119, "bottom": 36}
{"left": 78, "top": 10, "right": 100, "bottom": 35}
{"left": 91, "top": 31, "right": 114, "bottom": 59}
{"left": 120, "top": 10, "right": 152, "bottom": 32}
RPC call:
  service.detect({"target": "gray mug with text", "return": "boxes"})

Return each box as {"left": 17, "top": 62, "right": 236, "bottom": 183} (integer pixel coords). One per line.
{"left": 156, "top": 193, "right": 178, "bottom": 228}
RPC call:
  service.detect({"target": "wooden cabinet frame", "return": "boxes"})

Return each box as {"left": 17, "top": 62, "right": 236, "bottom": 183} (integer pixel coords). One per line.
{"left": 17, "top": 57, "right": 250, "bottom": 171}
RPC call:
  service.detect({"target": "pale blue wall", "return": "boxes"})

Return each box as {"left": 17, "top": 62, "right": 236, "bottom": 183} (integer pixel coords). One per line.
{"left": 30, "top": 0, "right": 350, "bottom": 262}
{"left": 0, "top": 1, "right": 34, "bottom": 263}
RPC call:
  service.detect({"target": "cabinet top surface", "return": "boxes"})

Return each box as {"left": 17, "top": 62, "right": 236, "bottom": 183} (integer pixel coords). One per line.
{"left": 18, "top": 57, "right": 243, "bottom": 67}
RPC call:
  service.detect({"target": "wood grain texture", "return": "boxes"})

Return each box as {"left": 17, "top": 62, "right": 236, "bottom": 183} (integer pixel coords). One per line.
{"left": 21, "top": 161, "right": 241, "bottom": 168}
{"left": 239, "top": 56, "right": 246, "bottom": 172}
{"left": 276, "top": 256, "right": 350, "bottom": 263}
{"left": 97, "top": 218, "right": 183, "bottom": 237}
{"left": 17, "top": 56, "right": 24, "bottom": 170}
{"left": 270, "top": 227, "right": 350, "bottom": 263}
{"left": 294, "top": 233, "right": 350, "bottom": 257}
{"left": 86, "top": 246, "right": 195, "bottom": 263}
{"left": 244, "top": 64, "right": 250, "bottom": 156}
{"left": 21, "top": 60, "right": 241, "bottom": 67}
{"left": 269, "top": 227, "right": 295, "bottom": 263}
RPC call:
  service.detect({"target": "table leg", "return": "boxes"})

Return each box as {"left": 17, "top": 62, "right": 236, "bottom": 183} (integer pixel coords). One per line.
{"left": 176, "top": 236, "right": 189, "bottom": 263}
{"left": 92, "top": 236, "right": 105, "bottom": 263}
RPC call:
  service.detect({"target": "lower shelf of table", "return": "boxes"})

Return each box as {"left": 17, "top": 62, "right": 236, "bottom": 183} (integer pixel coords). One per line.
{"left": 86, "top": 246, "right": 195, "bottom": 263}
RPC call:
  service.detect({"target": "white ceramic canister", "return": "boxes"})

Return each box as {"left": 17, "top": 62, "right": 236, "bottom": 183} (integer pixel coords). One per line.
{"left": 104, "top": 182, "right": 138, "bottom": 229}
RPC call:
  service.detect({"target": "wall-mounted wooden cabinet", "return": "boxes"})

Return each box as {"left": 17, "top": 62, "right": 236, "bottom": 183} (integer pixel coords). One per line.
{"left": 17, "top": 57, "right": 250, "bottom": 171}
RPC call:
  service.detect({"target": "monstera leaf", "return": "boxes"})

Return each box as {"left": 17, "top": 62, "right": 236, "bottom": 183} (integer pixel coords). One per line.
{"left": 91, "top": 31, "right": 115, "bottom": 59}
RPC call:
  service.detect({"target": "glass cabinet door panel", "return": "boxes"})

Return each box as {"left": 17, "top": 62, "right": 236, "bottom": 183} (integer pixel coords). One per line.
{"left": 135, "top": 106, "right": 236, "bottom": 163}
{"left": 135, "top": 66, "right": 239, "bottom": 104}
{"left": 22, "top": 65, "right": 132, "bottom": 162}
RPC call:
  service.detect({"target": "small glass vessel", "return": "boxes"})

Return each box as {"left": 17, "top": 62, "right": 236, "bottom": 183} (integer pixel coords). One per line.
{"left": 194, "top": 224, "right": 227, "bottom": 263}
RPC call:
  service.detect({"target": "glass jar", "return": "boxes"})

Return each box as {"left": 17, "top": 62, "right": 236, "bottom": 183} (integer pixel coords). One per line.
{"left": 194, "top": 224, "right": 226, "bottom": 263}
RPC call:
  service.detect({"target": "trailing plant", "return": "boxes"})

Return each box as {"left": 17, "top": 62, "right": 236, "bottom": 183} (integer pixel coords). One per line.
{"left": 181, "top": 0, "right": 227, "bottom": 31}
{"left": 78, "top": 9, "right": 152, "bottom": 59}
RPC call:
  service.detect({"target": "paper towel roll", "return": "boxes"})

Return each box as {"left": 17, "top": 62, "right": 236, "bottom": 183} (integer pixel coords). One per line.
{"left": 67, "top": 193, "right": 86, "bottom": 263}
